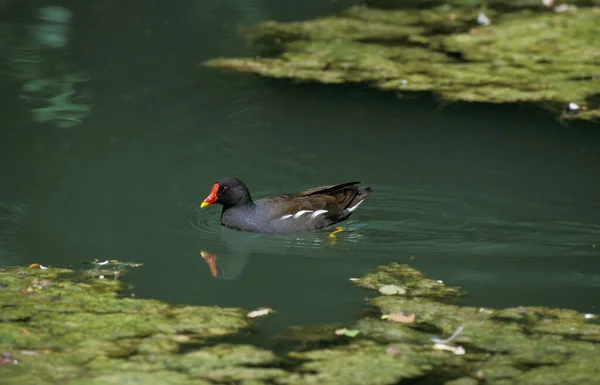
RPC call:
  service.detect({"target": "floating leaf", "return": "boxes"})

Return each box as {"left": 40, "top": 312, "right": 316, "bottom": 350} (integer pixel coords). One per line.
{"left": 382, "top": 312, "right": 416, "bottom": 323}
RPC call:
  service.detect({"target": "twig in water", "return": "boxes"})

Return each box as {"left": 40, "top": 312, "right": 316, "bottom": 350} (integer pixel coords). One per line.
{"left": 431, "top": 325, "right": 464, "bottom": 344}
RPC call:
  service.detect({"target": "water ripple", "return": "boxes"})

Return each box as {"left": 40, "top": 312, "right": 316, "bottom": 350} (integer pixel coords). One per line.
{"left": 157, "top": 183, "right": 599, "bottom": 262}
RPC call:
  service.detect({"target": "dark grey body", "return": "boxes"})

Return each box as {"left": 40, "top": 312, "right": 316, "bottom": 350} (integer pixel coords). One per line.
{"left": 204, "top": 177, "right": 372, "bottom": 234}
{"left": 221, "top": 198, "right": 354, "bottom": 233}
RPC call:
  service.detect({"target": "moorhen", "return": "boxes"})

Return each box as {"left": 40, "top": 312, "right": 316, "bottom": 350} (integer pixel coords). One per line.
{"left": 200, "top": 177, "right": 373, "bottom": 233}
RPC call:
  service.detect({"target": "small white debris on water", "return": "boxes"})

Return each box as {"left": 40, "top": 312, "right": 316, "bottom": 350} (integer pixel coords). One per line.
{"left": 401, "top": 79, "right": 408, "bottom": 86}
{"left": 542, "top": 0, "right": 554, "bottom": 7}
{"left": 437, "top": 280, "right": 443, "bottom": 283}
{"left": 477, "top": 11, "right": 491, "bottom": 26}
{"left": 554, "top": 4, "right": 577, "bottom": 12}
{"left": 433, "top": 343, "right": 466, "bottom": 355}
{"left": 40, "top": 265, "right": 48, "bottom": 270}
{"left": 584, "top": 313, "right": 595, "bottom": 319}
{"left": 568, "top": 102, "right": 580, "bottom": 111}
{"left": 97, "top": 260, "right": 110, "bottom": 265}
{"left": 99, "top": 275, "right": 104, "bottom": 279}
{"left": 247, "top": 308, "right": 275, "bottom": 318}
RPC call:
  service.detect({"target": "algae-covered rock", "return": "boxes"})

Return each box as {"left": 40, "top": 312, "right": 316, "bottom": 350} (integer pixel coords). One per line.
{"left": 445, "top": 377, "right": 478, "bottom": 385}
{"left": 351, "top": 263, "right": 464, "bottom": 301}
{"left": 285, "top": 340, "right": 431, "bottom": 385}
{"left": 514, "top": 348, "right": 600, "bottom": 384}
{"left": 0, "top": 266, "right": 255, "bottom": 385}
{"left": 354, "top": 317, "right": 427, "bottom": 344}
{"left": 166, "top": 344, "right": 287, "bottom": 383}
{"left": 275, "top": 323, "right": 348, "bottom": 351}
{"left": 493, "top": 306, "right": 600, "bottom": 341}
{"left": 63, "top": 371, "right": 201, "bottom": 385}
{"left": 267, "top": 263, "right": 600, "bottom": 384}
{"left": 204, "top": 4, "right": 600, "bottom": 121}
{"left": 367, "top": 0, "right": 600, "bottom": 7}
{"left": 3, "top": 263, "right": 600, "bottom": 384}
{"left": 361, "top": 291, "right": 600, "bottom": 383}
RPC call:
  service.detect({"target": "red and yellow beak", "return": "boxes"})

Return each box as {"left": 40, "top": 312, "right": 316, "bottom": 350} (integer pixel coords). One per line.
{"left": 200, "top": 183, "right": 219, "bottom": 208}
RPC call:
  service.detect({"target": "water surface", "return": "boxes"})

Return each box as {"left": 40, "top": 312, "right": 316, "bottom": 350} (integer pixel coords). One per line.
{"left": 1, "top": 0, "right": 599, "bottom": 343}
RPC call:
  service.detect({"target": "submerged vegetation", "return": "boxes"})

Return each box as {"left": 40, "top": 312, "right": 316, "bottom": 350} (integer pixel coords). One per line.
{"left": 204, "top": 0, "right": 600, "bottom": 122}
{"left": 1, "top": 263, "right": 599, "bottom": 384}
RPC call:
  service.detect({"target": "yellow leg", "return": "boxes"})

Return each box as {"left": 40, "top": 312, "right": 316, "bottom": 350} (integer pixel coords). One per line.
{"left": 328, "top": 226, "right": 345, "bottom": 244}
{"left": 328, "top": 226, "right": 345, "bottom": 238}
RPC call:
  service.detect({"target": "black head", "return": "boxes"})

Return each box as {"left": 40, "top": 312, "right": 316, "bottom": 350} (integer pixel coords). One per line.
{"left": 200, "top": 177, "right": 253, "bottom": 209}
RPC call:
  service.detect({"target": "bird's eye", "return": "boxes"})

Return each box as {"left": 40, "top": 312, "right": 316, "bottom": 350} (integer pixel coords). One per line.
{"left": 222, "top": 186, "right": 229, "bottom": 192}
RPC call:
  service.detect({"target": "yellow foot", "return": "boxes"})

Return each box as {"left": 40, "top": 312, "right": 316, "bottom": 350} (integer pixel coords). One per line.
{"left": 328, "top": 226, "right": 345, "bottom": 244}
{"left": 328, "top": 226, "right": 345, "bottom": 238}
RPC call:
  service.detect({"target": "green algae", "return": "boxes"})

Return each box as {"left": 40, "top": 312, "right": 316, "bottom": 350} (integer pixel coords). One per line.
{"left": 166, "top": 344, "right": 287, "bottom": 383}
{"left": 204, "top": 4, "right": 600, "bottom": 121}
{"left": 351, "top": 278, "right": 600, "bottom": 383}
{"left": 0, "top": 266, "right": 254, "bottom": 385}
{"left": 2, "top": 263, "right": 600, "bottom": 384}
{"left": 270, "top": 264, "right": 600, "bottom": 384}
{"left": 64, "top": 371, "right": 200, "bottom": 385}
{"left": 351, "top": 263, "right": 465, "bottom": 301}
{"left": 368, "top": 0, "right": 600, "bottom": 9}
{"left": 274, "top": 323, "right": 348, "bottom": 351}
{"left": 285, "top": 341, "right": 430, "bottom": 385}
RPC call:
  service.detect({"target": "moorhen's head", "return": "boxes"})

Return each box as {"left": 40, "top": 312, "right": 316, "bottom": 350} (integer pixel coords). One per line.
{"left": 200, "top": 177, "right": 252, "bottom": 209}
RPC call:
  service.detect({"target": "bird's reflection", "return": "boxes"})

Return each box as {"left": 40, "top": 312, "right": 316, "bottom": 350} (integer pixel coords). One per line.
{"left": 198, "top": 228, "right": 258, "bottom": 280}
{"left": 198, "top": 226, "right": 347, "bottom": 279}
{"left": 200, "top": 250, "right": 218, "bottom": 277}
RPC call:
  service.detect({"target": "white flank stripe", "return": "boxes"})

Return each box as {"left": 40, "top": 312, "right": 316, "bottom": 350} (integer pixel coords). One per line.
{"left": 293, "top": 210, "right": 313, "bottom": 218}
{"left": 348, "top": 199, "right": 364, "bottom": 212}
{"left": 279, "top": 214, "right": 293, "bottom": 220}
{"left": 310, "top": 209, "right": 328, "bottom": 219}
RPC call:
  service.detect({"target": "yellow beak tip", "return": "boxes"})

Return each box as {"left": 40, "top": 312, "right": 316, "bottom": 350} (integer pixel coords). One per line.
{"left": 200, "top": 202, "right": 210, "bottom": 208}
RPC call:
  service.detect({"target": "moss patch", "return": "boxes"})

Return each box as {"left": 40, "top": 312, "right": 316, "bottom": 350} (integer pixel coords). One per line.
{"left": 2, "top": 263, "right": 599, "bottom": 384}
{"left": 351, "top": 263, "right": 465, "bottom": 301}
{"left": 204, "top": 4, "right": 600, "bottom": 121}
{"left": 0, "top": 266, "right": 255, "bottom": 384}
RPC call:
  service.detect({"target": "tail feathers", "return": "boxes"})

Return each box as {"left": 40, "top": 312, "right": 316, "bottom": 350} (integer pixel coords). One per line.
{"left": 346, "top": 187, "right": 373, "bottom": 212}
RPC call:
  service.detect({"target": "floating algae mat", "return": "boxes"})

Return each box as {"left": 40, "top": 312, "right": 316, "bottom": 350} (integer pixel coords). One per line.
{"left": 204, "top": 1, "right": 600, "bottom": 121}
{"left": 1, "top": 263, "right": 599, "bottom": 384}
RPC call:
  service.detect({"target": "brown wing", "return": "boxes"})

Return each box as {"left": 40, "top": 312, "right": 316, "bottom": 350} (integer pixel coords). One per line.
{"left": 284, "top": 182, "right": 361, "bottom": 198}
{"left": 262, "top": 182, "right": 362, "bottom": 220}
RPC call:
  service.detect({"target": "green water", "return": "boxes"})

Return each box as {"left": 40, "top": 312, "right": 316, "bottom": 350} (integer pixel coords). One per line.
{"left": 1, "top": 0, "right": 599, "bottom": 342}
